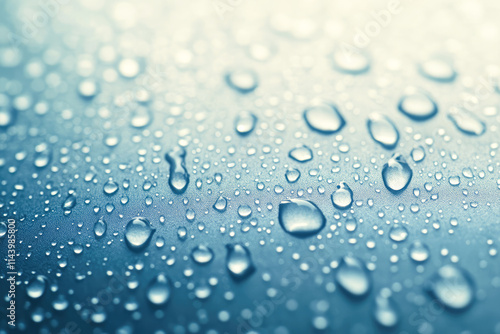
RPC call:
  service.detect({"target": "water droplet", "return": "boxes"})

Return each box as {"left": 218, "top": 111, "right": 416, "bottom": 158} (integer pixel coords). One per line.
{"left": 331, "top": 49, "right": 370, "bottom": 74}
{"left": 234, "top": 111, "right": 257, "bottom": 136}
{"left": 373, "top": 292, "right": 399, "bottom": 328}
{"left": 285, "top": 168, "right": 301, "bottom": 183}
{"left": 165, "top": 147, "right": 189, "bottom": 194}
{"left": 0, "top": 221, "right": 7, "bottom": 238}
{"left": 448, "top": 108, "right": 485, "bottom": 136}
{"left": 226, "top": 244, "right": 255, "bottom": 280}
{"left": 335, "top": 256, "right": 371, "bottom": 298}
{"left": 389, "top": 224, "right": 409, "bottom": 242}
{"left": 103, "top": 179, "right": 119, "bottom": 195}
{"left": 304, "top": 103, "right": 345, "bottom": 134}
{"left": 427, "top": 265, "right": 475, "bottom": 310}
{"left": 125, "top": 217, "right": 155, "bottom": 250}
{"left": 382, "top": 154, "right": 412, "bottom": 194}
{"left": 34, "top": 144, "right": 52, "bottom": 168}
{"left": 78, "top": 79, "right": 99, "bottom": 99}
{"left": 62, "top": 194, "right": 77, "bottom": 211}
{"left": 119, "top": 58, "right": 140, "bottom": 78}
{"left": 398, "top": 89, "right": 438, "bottom": 121}
{"left": 130, "top": 107, "right": 152, "bottom": 128}
{"left": 225, "top": 69, "right": 258, "bottom": 93}
{"left": 237, "top": 205, "right": 252, "bottom": 218}
{"left": 411, "top": 146, "right": 426, "bottom": 163}
{"left": 278, "top": 199, "right": 325, "bottom": 237}
{"left": 213, "top": 196, "right": 228, "bottom": 212}
{"left": 331, "top": 182, "right": 354, "bottom": 210}
{"left": 27, "top": 275, "right": 47, "bottom": 299}
{"left": 367, "top": 113, "right": 399, "bottom": 149}
{"left": 94, "top": 217, "right": 107, "bottom": 238}
{"left": 418, "top": 57, "right": 456, "bottom": 82}
{"left": 191, "top": 245, "right": 214, "bottom": 264}
{"left": 409, "top": 241, "right": 430, "bottom": 262}
{"left": 147, "top": 273, "right": 171, "bottom": 306}
{"left": 289, "top": 145, "right": 313, "bottom": 162}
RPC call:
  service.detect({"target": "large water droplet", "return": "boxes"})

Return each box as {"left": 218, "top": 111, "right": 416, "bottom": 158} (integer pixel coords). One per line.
{"left": 288, "top": 145, "right": 313, "bottom": 162}
{"left": 226, "top": 244, "right": 255, "bottom": 280}
{"left": 367, "top": 113, "right": 399, "bottom": 149}
{"left": 303, "top": 103, "right": 345, "bottom": 134}
{"left": 409, "top": 241, "right": 430, "bottom": 262}
{"left": 225, "top": 69, "right": 258, "bottom": 93}
{"left": 427, "top": 265, "right": 475, "bottom": 310}
{"left": 278, "top": 199, "right": 326, "bottom": 237}
{"left": 331, "top": 48, "right": 370, "bottom": 74}
{"left": 336, "top": 256, "right": 371, "bottom": 298}
{"left": 165, "top": 147, "right": 189, "bottom": 194}
{"left": 191, "top": 245, "right": 214, "bottom": 264}
{"left": 103, "top": 179, "right": 119, "bottom": 195}
{"left": 418, "top": 57, "right": 456, "bottom": 83}
{"left": 331, "top": 182, "right": 354, "bottom": 210}
{"left": 389, "top": 224, "right": 409, "bottom": 242}
{"left": 27, "top": 275, "right": 47, "bottom": 299}
{"left": 125, "top": 217, "right": 155, "bottom": 250}
{"left": 234, "top": 111, "right": 257, "bottom": 136}
{"left": 448, "top": 108, "right": 485, "bottom": 136}
{"left": 147, "top": 273, "right": 171, "bottom": 306}
{"left": 398, "top": 89, "right": 438, "bottom": 121}
{"left": 382, "top": 154, "right": 412, "bottom": 194}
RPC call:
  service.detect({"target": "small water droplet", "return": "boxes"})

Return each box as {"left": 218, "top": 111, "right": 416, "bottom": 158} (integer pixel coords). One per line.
{"left": 331, "top": 182, "right": 354, "bottom": 210}
{"left": 367, "top": 113, "right": 399, "bottom": 149}
{"left": 147, "top": 273, "right": 171, "bottom": 306}
{"left": 213, "top": 196, "right": 228, "bottom": 212}
{"left": 409, "top": 241, "right": 430, "bottom": 262}
{"left": 226, "top": 244, "right": 255, "bottom": 280}
{"left": 285, "top": 168, "right": 301, "bottom": 183}
{"left": 331, "top": 49, "right": 370, "bottom": 74}
{"left": 418, "top": 57, "right": 456, "bottom": 82}
{"left": 103, "top": 179, "right": 119, "bottom": 195}
{"left": 398, "top": 89, "right": 438, "bottom": 121}
{"left": 448, "top": 108, "right": 485, "bottom": 136}
{"left": 125, "top": 217, "right": 155, "bottom": 250}
{"left": 27, "top": 275, "right": 47, "bottom": 299}
{"left": 411, "top": 146, "right": 426, "bottom": 163}
{"left": 191, "top": 245, "right": 215, "bottom": 264}
{"left": 373, "top": 292, "right": 399, "bottom": 328}
{"left": 225, "top": 69, "right": 258, "bottom": 93}
{"left": 165, "top": 147, "right": 189, "bottom": 194}
{"left": 278, "top": 199, "right": 325, "bottom": 237}
{"left": 389, "top": 224, "right": 409, "bottom": 242}
{"left": 234, "top": 111, "right": 257, "bottom": 136}
{"left": 94, "top": 217, "right": 107, "bottom": 238}
{"left": 289, "top": 145, "right": 313, "bottom": 162}
{"left": 304, "top": 103, "right": 345, "bottom": 134}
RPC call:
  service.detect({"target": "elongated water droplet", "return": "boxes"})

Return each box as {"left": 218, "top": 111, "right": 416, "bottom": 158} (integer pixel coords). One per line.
{"left": 367, "top": 113, "right": 399, "bottom": 149}
{"left": 427, "top": 265, "right": 475, "bottom": 310}
{"left": 418, "top": 57, "right": 456, "bottom": 83}
{"left": 336, "top": 256, "right": 371, "bottom": 298}
{"left": 225, "top": 69, "right": 258, "bottom": 93}
{"left": 278, "top": 199, "right": 325, "bottom": 237}
{"left": 165, "top": 147, "right": 189, "bottom": 194}
{"left": 34, "top": 143, "right": 52, "bottom": 168}
{"left": 288, "top": 145, "right": 313, "bottom": 162}
{"left": 125, "top": 217, "right": 155, "bottom": 250}
{"left": 226, "top": 244, "right": 255, "bottom": 280}
{"left": 409, "top": 241, "right": 430, "bottom": 262}
{"left": 304, "top": 103, "right": 345, "bottom": 134}
{"left": 331, "top": 182, "right": 353, "bottom": 210}
{"left": 235, "top": 111, "right": 257, "bottom": 136}
{"left": 0, "top": 95, "right": 14, "bottom": 128}
{"left": 0, "top": 221, "right": 7, "bottom": 238}
{"left": 448, "top": 108, "right": 485, "bottom": 136}
{"left": 398, "top": 89, "right": 438, "bottom": 121}
{"left": 373, "top": 292, "right": 399, "bottom": 328}
{"left": 331, "top": 49, "right": 370, "bottom": 74}
{"left": 62, "top": 194, "right": 77, "bottom": 211}
{"left": 94, "top": 217, "right": 107, "bottom": 238}
{"left": 27, "top": 275, "right": 47, "bottom": 299}
{"left": 382, "top": 154, "right": 412, "bottom": 194}
{"left": 191, "top": 245, "right": 214, "bottom": 264}
{"left": 147, "top": 273, "right": 171, "bottom": 305}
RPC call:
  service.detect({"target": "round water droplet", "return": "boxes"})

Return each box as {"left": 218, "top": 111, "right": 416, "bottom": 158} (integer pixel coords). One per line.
{"left": 226, "top": 244, "right": 255, "bottom": 280}
{"left": 165, "top": 147, "right": 189, "bottom": 194}
{"left": 418, "top": 57, "right": 456, "bottom": 83}
{"left": 427, "top": 265, "right": 475, "bottom": 310}
{"left": 191, "top": 245, "right": 214, "bottom": 264}
{"left": 94, "top": 217, "right": 107, "bottom": 238}
{"left": 367, "top": 113, "right": 399, "bottom": 149}
{"left": 398, "top": 89, "right": 438, "bottom": 121}
{"left": 234, "top": 111, "right": 257, "bottom": 136}
{"left": 213, "top": 196, "right": 228, "bottom": 212}
{"left": 411, "top": 146, "right": 426, "bottom": 163}
{"left": 103, "top": 180, "right": 119, "bottom": 195}
{"left": 389, "top": 224, "right": 409, "bottom": 242}
{"left": 119, "top": 58, "right": 140, "bottom": 78}
{"left": 225, "top": 69, "right": 258, "bottom": 93}
{"left": 331, "top": 182, "right": 353, "bottom": 210}
{"left": 78, "top": 79, "right": 99, "bottom": 99}
{"left": 304, "top": 103, "right": 345, "bottom": 134}
{"left": 130, "top": 107, "right": 152, "bottom": 128}
{"left": 336, "top": 256, "right": 371, "bottom": 298}
{"left": 382, "top": 154, "right": 413, "bottom": 194}
{"left": 331, "top": 48, "right": 370, "bottom": 74}
{"left": 285, "top": 168, "right": 301, "bottom": 183}
{"left": 278, "top": 199, "right": 325, "bottom": 237}
{"left": 409, "top": 241, "right": 430, "bottom": 262}
{"left": 448, "top": 108, "right": 485, "bottom": 136}
{"left": 373, "top": 293, "right": 399, "bottom": 328}
{"left": 27, "top": 275, "right": 47, "bottom": 299}
{"left": 289, "top": 145, "right": 313, "bottom": 163}
{"left": 125, "top": 217, "right": 155, "bottom": 250}
{"left": 238, "top": 205, "right": 252, "bottom": 218}
{"left": 147, "top": 273, "right": 171, "bottom": 306}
